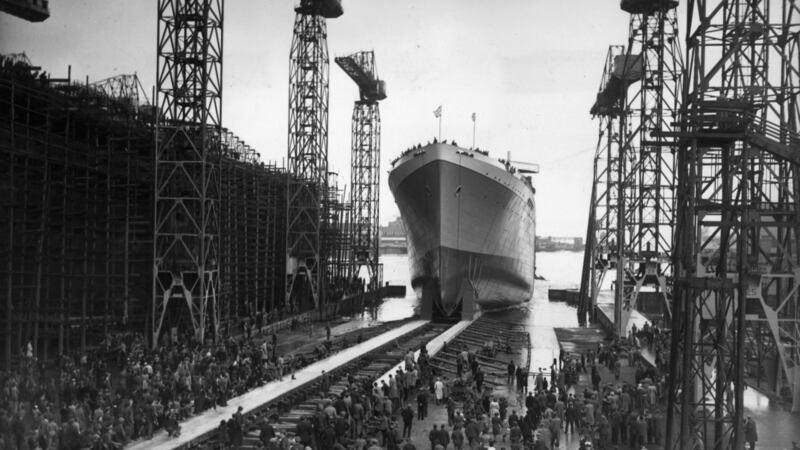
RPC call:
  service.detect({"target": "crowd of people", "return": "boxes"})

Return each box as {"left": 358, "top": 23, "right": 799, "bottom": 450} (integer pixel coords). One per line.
{"left": 215, "top": 343, "right": 432, "bottom": 449}
{"left": 1, "top": 313, "right": 774, "bottom": 450}
{"left": 238, "top": 322, "right": 674, "bottom": 450}
{"left": 0, "top": 321, "right": 331, "bottom": 450}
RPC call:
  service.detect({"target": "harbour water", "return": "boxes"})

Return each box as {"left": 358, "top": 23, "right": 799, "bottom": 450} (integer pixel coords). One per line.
{"left": 377, "top": 250, "right": 800, "bottom": 448}
{"left": 377, "top": 250, "right": 588, "bottom": 370}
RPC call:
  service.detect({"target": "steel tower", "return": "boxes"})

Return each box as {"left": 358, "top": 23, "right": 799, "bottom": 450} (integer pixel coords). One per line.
{"left": 580, "top": 46, "right": 637, "bottom": 326}
{"left": 285, "top": 0, "right": 342, "bottom": 313}
{"left": 616, "top": 0, "right": 682, "bottom": 335}
{"left": 335, "top": 51, "right": 386, "bottom": 288}
{"left": 153, "top": 0, "right": 224, "bottom": 346}
{"left": 666, "top": 1, "right": 800, "bottom": 447}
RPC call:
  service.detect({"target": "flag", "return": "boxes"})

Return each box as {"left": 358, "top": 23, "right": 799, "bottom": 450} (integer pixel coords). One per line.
{"left": 471, "top": 112, "right": 476, "bottom": 122}
{"left": 433, "top": 105, "right": 442, "bottom": 118}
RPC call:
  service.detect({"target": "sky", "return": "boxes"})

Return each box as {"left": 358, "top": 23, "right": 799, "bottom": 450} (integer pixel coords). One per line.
{"left": 0, "top": 0, "right": 636, "bottom": 237}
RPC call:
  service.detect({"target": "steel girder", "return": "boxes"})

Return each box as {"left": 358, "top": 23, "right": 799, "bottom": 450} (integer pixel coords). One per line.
{"left": 153, "top": 0, "right": 224, "bottom": 347}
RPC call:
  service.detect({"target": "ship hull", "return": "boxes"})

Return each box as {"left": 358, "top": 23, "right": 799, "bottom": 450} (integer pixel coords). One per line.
{"left": 388, "top": 144, "right": 535, "bottom": 319}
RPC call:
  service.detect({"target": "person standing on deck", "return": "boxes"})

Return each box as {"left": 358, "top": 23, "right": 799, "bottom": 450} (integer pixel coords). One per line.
{"left": 508, "top": 361, "right": 516, "bottom": 385}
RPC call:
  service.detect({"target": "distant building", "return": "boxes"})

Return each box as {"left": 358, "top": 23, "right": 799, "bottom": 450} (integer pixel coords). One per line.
{"left": 535, "top": 236, "right": 585, "bottom": 252}
{"left": 380, "top": 217, "right": 408, "bottom": 254}
{"left": 381, "top": 217, "right": 406, "bottom": 238}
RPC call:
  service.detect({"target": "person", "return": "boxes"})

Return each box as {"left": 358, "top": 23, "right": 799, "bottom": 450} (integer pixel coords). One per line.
{"left": 535, "top": 369, "right": 544, "bottom": 391}
{"left": 402, "top": 438, "right": 418, "bottom": 450}
{"left": 401, "top": 404, "right": 414, "bottom": 438}
{"left": 446, "top": 397, "right": 455, "bottom": 426}
{"left": 491, "top": 413, "right": 502, "bottom": 442}
{"left": 217, "top": 420, "right": 229, "bottom": 449}
{"left": 550, "top": 413, "right": 562, "bottom": 448}
{"left": 438, "top": 424, "right": 451, "bottom": 449}
{"left": 744, "top": 416, "right": 758, "bottom": 450}
{"left": 451, "top": 425, "right": 465, "bottom": 450}
{"left": 466, "top": 418, "right": 480, "bottom": 445}
{"left": 475, "top": 368, "right": 485, "bottom": 392}
{"left": 508, "top": 360, "right": 516, "bottom": 385}
{"left": 326, "top": 324, "right": 332, "bottom": 341}
{"left": 536, "top": 421, "right": 552, "bottom": 450}
{"left": 430, "top": 424, "right": 439, "bottom": 449}
{"left": 434, "top": 377, "right": 444, "bottom": 405}
{"left": 417, "top": 389, "right": 428, "bottom": 420}
{"left": 259, "top": 416, "right": 275, "bottom": 446}
{"left": 296, "top": 417, "right": 314, "bottom": 447}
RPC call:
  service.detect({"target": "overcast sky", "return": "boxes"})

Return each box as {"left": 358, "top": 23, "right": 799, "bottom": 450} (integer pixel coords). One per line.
{"left": 0, "top": 0, "right": 637, "bottom": 237}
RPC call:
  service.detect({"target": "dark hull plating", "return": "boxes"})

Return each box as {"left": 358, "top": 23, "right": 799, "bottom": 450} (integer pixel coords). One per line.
{"left": 388, "top": 144, "right": 536, "bottom": 319}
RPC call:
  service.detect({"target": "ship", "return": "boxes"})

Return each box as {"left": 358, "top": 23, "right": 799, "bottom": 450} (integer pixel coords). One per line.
{"left": 388, "top": 142, "right": 536, "bottom": 320}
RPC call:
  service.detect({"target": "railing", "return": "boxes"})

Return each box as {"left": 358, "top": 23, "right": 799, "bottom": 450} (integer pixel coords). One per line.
{"left": 747, "top": 112, "right": 800, "bottom": 147}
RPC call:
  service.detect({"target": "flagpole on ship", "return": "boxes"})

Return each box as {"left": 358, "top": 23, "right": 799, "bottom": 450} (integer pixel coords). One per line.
{"left": 438, "top": 112, "right": 442, "bottom": 141}
{"left": 433, "top": 105, "right": 442, "bottom": 141}
{"left": 471, "top": 112, "right": 476, "bottom": 149}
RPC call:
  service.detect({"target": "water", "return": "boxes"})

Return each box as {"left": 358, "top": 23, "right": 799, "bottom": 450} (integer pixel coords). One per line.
{"left": 377, "top": 250, "right": 800, "bottom": 447}
{"left": 375, "top": 253, "right": 419, "bottom": 321}
{"left": 377, "top": 250, "right": 583, "bottom": 322}
{"left": 377, "top": 251, "right": 584, "bottom": 370}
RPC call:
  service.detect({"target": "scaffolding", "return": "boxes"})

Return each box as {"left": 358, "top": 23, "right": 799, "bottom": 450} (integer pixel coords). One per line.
{"left": 665, "top": 1, "right": 800, "bottom": 447}
{"left": 285, "top": 0, "right": 341, "bottom": 314}
{"left": 321, "top": 173, "right": 352, "bottom": 304}
{"left": 219, "top": 130, "right": 287, "bottom": 332}
{"left": 0, "top": 57, "right": 154, "bottom": 366}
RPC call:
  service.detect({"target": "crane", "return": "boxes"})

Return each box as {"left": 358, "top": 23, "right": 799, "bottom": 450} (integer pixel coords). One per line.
{"left": 285, "top": 0, "right": 342, "bottom": 313}
{"left": 335, "top": 51, "right": 386, "bottom": 289}
{"left": 0, "top": 0, "right": 49, "bottom": 22}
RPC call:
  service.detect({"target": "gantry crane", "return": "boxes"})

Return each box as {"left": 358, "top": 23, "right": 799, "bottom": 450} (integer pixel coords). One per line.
{"left": 0, "top": 0, "right": 49, "bottom": 21}
{"left": 580, "top": 45, "right": 640, "bottom": 326}
{"left": 581, "top": 0, "right": 681, "bottom": 339}
{"left": 285, "top": 0, "right": 342, "bottom": 314}
{"left": 335, "top": 51, "right": 387, "bottom": 290}
{"left": 152, "top": 0, "right": 224, "bottom": 346}
{"left": 664, "top": 1, "right": 800, "bottom": 447}
{"left": 615, "top": 0, "right": 681, "bottom": 336}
